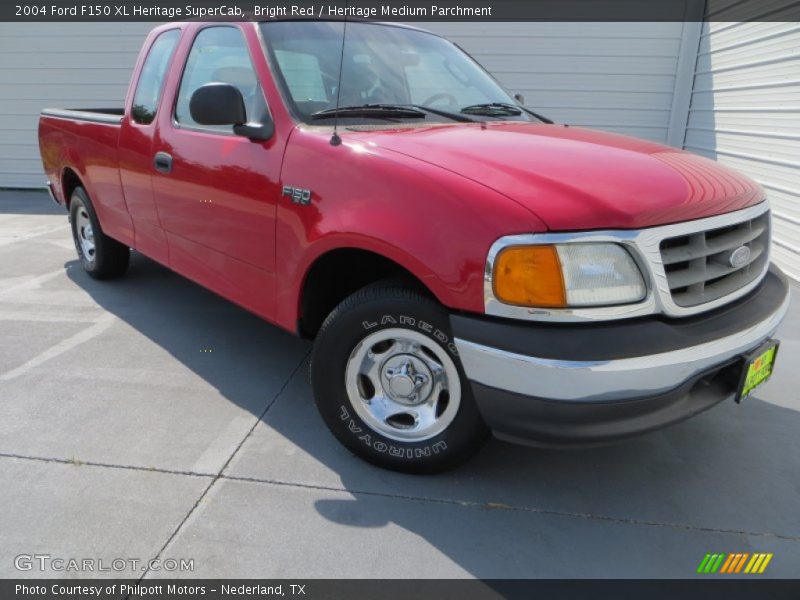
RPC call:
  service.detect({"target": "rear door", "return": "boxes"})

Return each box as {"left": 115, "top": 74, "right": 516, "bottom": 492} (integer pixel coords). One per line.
{"left": 152, "top": 24, "right": 281, "bottom": 319}
{"left": 118, "top": 27, "right": 181, "bottom": 264}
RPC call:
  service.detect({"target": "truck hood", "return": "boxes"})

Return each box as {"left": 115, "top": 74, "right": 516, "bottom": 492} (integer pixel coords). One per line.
{"left": 348, "top": 123, "right": 763, "bottom": 230}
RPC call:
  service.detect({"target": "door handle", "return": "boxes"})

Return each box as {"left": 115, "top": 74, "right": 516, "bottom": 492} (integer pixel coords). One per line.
{"left": 153, "top": 151, "right": 172, "bottom": 174}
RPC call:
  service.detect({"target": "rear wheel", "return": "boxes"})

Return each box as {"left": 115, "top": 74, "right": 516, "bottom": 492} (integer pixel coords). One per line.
{"left": 311, "top": 283, "right": 488, "bottom": 473}
{"left": 69, "top": 187, "right": 129, "bottom": 279}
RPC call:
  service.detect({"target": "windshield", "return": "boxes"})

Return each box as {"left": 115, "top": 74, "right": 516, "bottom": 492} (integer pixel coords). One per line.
{"left": 260, "top": 21, "right": 537, "bottom": 125}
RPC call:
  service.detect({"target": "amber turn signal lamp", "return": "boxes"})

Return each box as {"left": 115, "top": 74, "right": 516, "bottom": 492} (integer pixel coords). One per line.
{"left": 493, "top": 245, "right": 567, "bottom": 308}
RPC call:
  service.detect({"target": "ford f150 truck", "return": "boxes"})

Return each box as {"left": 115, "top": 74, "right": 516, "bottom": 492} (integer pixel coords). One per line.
{"left": 39, "top": 20, "right": 789, "bottom": 473}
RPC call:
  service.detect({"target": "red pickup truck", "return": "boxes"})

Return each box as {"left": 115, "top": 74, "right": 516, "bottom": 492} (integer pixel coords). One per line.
{"left": 39, "top": 20, "right": 789, "bottom": 473}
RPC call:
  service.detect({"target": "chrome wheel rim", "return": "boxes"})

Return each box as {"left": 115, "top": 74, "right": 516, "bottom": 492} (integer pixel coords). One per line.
{"left": 345, "top": 328, "right": 461, "bottom": 442}
{"left": 75, "top": 207, "right": 95, "bottom": 261}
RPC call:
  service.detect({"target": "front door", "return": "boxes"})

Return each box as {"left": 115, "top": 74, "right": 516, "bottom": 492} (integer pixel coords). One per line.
{"left": 153, "top": 25, "right": 282, "bottom": 319}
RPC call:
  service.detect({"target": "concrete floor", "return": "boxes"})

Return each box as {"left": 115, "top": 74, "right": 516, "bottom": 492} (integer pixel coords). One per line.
{"left": 1, "top": 190, "right": 799, "bottom": 579}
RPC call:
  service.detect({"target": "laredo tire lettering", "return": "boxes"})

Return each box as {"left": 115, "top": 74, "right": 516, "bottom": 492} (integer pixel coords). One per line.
{"left": 361, "top": 314, "right": 458, "bottom": 357}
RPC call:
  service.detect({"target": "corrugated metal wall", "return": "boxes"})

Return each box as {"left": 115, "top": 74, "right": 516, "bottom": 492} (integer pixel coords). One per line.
{"left": 421, "top": 22, "right": 687, "bottom": 143}
{"left": 684, "top": 21, "right": 800, "bottom": 281}
{"left": 0, "top": 21, "right": 686, "bottom": 188}
{"left": 0, "top": 23, "right": 156, "bottom": 188}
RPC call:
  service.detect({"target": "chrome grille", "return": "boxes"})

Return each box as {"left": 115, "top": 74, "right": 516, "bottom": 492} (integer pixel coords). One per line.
{"left": 660, "top": 211, "right": 770, "bottom": 307}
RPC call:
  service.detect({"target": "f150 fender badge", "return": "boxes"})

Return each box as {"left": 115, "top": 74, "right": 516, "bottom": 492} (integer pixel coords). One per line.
{"left": 282, "top": 185, "right": 312, "bottom": 206}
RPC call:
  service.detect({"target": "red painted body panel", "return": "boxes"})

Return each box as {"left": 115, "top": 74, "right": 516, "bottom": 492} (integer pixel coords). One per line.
{"left": 37, "top": 22, "right": 766, "bottom": 334}
{"left": 349, "top": 122, "right": 764, "bottom": 230}
{"left": 38, "top": 117, "right": 134, "bottom": 248}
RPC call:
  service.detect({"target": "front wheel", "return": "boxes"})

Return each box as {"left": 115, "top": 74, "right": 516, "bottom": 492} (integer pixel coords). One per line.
{"left": 310, "top": 283, "right": 488, "bottom": 473}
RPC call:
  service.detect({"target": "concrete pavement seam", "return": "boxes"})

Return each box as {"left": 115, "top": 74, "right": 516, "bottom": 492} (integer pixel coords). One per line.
{"left": 0, "top": 451, "right": 214, "bottom": 479}
{"left": 219, "top": 473, "right": 800, "bottom": 543}
{"left": 3, "top": 443, "right": 799, "bottom": 544}
{"left": 129, "top": 351, "right": 311, "bottom": 590}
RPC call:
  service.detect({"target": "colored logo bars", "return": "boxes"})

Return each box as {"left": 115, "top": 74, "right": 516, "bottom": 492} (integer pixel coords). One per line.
{"left": 697, "top": 552, "right": 773, "bottom": 574}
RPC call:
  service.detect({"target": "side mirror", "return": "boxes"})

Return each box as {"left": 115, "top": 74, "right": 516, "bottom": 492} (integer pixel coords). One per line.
{"left": 189, "top": 82, "right": 274, "bottom": 141}
{"left": 514, "top": 93, "right": 525, "bottom": 106}
{"left": 190, "top": 83, "right": 246, "bottom": 126}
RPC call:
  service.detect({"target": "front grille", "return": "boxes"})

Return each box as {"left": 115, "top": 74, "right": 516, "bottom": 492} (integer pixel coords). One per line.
{"left": 660, "top": 211, "right": 770, "bottom": 307}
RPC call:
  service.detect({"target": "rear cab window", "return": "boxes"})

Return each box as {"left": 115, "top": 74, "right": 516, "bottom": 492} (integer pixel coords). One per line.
{"left": 131, "top": 29, "right": 181, "bottom": 125}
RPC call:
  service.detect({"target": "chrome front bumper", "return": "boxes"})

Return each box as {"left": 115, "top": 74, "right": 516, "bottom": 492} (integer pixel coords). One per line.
{"left": 451, "top": 266, "right": 790, "bottom": 446}
{"left": 456, "top": 291, "right": 789, "bottom": 403}
{"left": 45, "top": 181, "right": 60, "bottom": 206}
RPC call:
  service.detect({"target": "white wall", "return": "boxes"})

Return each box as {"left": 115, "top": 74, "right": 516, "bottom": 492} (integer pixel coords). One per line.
{"left": 684, "top": 21, "right": 800, "bottom": 281}
{"left": 421, "top": 22, "right": 690, "bottom": 143}
{"left": 0, "top": 22, "right": 155, "bottom": 188}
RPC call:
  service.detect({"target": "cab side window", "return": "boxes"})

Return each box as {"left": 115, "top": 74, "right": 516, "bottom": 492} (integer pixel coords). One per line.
{"left": 175, "top": 26, "right": 263, "bottom": 133}
{"left": 131, "top": 29, "right": 181, "bottom": 125}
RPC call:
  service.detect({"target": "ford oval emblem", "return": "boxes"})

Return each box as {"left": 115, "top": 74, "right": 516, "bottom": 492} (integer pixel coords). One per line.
{"left": 729, "top": 245, "right": 751, "bottom": 268}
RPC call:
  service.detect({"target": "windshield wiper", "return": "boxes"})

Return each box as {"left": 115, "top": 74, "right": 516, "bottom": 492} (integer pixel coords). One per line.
{"left": 400, "top": 104, "right": 477, "bottom": 123}
{"left": 461, "top": 102, "right": 523, "bottom": 117}
{"left": 461, "top": 102, "right": 554, "bottom": 124}
{"left": 311, "top": 104, "right": 426, "bottom": 120}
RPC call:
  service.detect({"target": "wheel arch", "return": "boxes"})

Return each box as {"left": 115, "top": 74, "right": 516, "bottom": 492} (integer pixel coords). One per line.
{"left": 296, "top": 247, "right": 442, "bottom": 339}
{"left": 60, "top": 167, "right": 84, "bottom": 209}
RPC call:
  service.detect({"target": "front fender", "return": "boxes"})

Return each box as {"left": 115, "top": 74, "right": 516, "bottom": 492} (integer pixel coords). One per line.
{"left": 274, "top": 127, "right": 543, "bottom": 330}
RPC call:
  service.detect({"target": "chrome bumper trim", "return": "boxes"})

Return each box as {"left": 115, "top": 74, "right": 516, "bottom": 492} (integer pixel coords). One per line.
{"left": 456, "top": 290, "right": 790, "bottom": 402}
{"left": 45, "top": 181, "right": 59, "bottom": 206}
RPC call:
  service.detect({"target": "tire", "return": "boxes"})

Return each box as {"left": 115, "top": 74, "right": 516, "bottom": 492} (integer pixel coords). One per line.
{"left": 311, "top": 282, "right": 489, "bottom": 473}
{"left": 69, "top": 187, "right": 129, "bottom": 279}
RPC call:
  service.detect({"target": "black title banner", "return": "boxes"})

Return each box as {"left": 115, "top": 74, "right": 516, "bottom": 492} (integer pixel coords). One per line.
{"left": 4, "top": 0, "right": 800, "bottom": 22}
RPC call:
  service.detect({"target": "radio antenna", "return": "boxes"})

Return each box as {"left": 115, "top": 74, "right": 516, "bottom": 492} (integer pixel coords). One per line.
{"left": 330, "top": 10, "right": 348, "bottom": 146}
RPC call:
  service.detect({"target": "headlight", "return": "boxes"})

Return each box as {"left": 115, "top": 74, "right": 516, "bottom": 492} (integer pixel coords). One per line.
{"left": 493, "top": 243, "right": 646, "bottom": 308}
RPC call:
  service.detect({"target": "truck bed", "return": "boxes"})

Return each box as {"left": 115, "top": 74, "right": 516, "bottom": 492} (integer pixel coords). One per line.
{"left": 38, "top": 107, "right": 133, "bottom": 247}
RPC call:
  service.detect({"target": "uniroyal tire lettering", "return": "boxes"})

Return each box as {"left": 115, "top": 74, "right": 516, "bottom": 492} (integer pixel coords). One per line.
{"left": 399, "top": 315, "right": 415, "bottom": 326}
{"left": 380, "top": 315, "right": 397, "bottom": 325}
{"left": 340, "top": 404, "right": 450, "bottom": 458}
{"left": 339, "top": 406, "right": 363, "bottom": 434}
{"left": 433, "top": 329, "right": 448, "bottom": 343}
{"left": 418, "top": 320, "right": 433, "bottom": 333}
{"left": 362, "top": 320, "right": 378, "bottom": 330}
